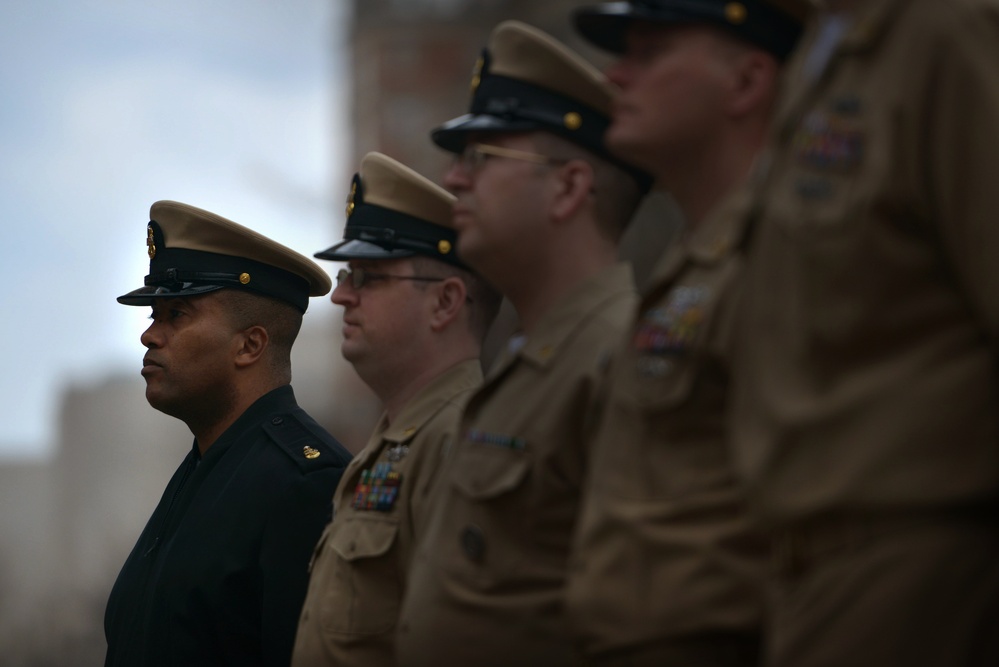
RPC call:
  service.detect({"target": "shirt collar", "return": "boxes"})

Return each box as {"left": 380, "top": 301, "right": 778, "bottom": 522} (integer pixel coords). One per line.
{"left": 499, "top": 262, "right": 636, "bottom": 370}
{"left": 837, "top": 0, "right": 898, "bottom": 52}
{"left": 377, "top": 359, "right": 483, "bottom": 444}
{"left": 195, "top": 384, "right": 298, "bottom": 461}
{"left": 645, "top": 185, "right": 754, "bottom": 290}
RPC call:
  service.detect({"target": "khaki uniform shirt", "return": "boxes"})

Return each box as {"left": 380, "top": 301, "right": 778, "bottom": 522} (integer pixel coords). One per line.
{"left": 291, "top": 360, "right": 483, "bottom": 667}
{"left": 732, "top": 0, "right": 999, "bottom": 526}
{"left": 396, "top": 263, "right": 637, "bottom": 667}
{"left": 566, "top": 192, "right": 766, "bottom": 658}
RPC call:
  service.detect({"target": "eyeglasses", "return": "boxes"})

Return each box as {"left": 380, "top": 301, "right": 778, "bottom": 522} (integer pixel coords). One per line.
{"left": 335, "top": 267, "right": 445, "bottom": 290}
{"left": 453, "top": 143, "right": 569, "bottom": 174}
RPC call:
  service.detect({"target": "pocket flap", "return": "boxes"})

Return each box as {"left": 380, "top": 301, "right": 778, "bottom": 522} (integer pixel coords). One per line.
{"left": 329, "top": 518, "right": 398, "bottom": 562}
{"left": 450, "top": 445, "right": 531, "bottom": 500}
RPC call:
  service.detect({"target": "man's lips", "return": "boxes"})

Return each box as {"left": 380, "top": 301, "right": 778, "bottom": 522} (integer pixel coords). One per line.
{"left": 141, "top": 356, "right": 163, "bottom": 376}
{"left": 611, "top": 99, "right": 635, "bottom": 118}
{"left": 451, "top": 204, "right": 474, "bottom": 227}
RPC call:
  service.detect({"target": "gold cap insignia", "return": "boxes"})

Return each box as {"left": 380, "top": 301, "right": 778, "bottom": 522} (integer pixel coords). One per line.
{"left": 303, "top": 445, "right": 321, "bottom": 459}
{"left": 470, "top": 56, "right": 484, "bottom": 95}
{"left": 346, "top": 182, "right": 357, "bottom": 219}
{"left": 146, "top": 224, "right": 156, "bottom": 259}
{"left": 725, "top": 2, "right": 748, "bottom": 24}
{"left": 239, "top": 273, "right": 251, "bottom": 285}
{"left": 438, "top": 239, "right": 452, "bottom": 255}
{"left": 564, "top": 112, "right": 582, "bottom": 131}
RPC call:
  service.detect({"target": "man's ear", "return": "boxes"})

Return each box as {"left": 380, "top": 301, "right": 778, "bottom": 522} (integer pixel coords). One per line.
{"left": 728, "top": 50, "right": 778, "bottom": 118}
{"left": 429, "top": 277, "right": 468, "bottom": 333}
{"left": 233, "top": 325, "right": 269, "bottom": 368}
{"left": 549, "top": 160, "right": 596, "bottom": 223}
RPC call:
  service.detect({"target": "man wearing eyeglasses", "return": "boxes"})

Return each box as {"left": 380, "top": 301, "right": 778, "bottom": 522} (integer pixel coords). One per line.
{"left": 290, "top": 152, "right": 501, "bottom": 667}
{"left": 395, "top": 21, "right": 650, "bottom": 667}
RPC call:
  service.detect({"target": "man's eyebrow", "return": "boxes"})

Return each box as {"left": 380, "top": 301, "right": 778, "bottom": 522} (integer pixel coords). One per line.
{"left": 152, "top": 297, "right": 198, "bottom": 312}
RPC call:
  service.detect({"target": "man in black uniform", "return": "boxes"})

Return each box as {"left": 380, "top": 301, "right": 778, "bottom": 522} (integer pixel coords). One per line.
{"left": 104, "top": 200, "right": 352, "bottom": 667}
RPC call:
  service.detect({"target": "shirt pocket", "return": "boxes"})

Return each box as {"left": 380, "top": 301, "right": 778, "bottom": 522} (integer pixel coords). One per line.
{"left": 443, "top": 441, "right": 533, "bottom": 583}
{"left": 770, "top": 94, "right": 882, "bottom": 237}
{"left": 451, "top": 443, "right": 532, "bottom": 500}
{"left": 767, "top": 98, "right": 897, "bottom": 349}
{"left": 609, "top": 277, "right": 737, "bottom": 500}
{"left": 318, "top": 517, "right": 401, "bottom": 636}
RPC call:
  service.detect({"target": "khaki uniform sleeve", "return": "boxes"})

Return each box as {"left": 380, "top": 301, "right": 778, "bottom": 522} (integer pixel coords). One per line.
{"left": 923, "top": 6, "right": 999, "bottom": 336}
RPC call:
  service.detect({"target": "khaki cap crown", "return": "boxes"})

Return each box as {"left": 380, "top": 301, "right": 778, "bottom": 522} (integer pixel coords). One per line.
{"left": 360, "top": 152, "right": 455, "bottom": 228}
{"left": 117, "top": 200, "right": 331, "bottom": 312}
{"left": 431, "top": 20, "right": 652, "bottom": 191}
{"left": 488, "top": 20, "right": 615, "bottom": 117}
{"left": 314, "top": 152, "right": 464, "bottom": 267}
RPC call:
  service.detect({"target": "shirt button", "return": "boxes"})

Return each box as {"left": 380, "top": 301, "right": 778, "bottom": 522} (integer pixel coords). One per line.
{"left": 460, "top": 524, "right": 486, "bottom": 563}
{"left": 271, "top": 417, "right": 284, "bottom": 425}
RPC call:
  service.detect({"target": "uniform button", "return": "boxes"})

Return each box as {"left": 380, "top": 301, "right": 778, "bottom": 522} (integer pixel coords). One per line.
{"left": 271, "top": 417, "right": 284, "bottom": 425}
{"left": 460, "top": 524, "right": 486, "bottom": 563}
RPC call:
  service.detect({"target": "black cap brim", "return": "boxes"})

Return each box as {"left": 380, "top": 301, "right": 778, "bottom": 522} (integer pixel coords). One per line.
{"left": 116, "top": 283, "right": 225, "bottom": 307}
{"left": 431, "top": 113, "right": 544, "bottom": 154}
{"left": 575, "top": 1, "right": 805, "bottom": 60}
{"left": 431, "top": 111, "right": 653, "bottom": 195}
{"left": 574, "top": 2, "right": 679, "bottom": 54}
{"left": 314, "top": 238, "right": 417, "bottom": 262}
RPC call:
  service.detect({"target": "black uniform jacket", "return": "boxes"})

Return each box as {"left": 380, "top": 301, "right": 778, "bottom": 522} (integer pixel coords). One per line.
{"left": 104, "top": 385, "right": 351, "bottom": 667}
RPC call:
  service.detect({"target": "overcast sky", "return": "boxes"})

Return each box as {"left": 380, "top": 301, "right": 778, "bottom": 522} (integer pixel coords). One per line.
{"left": 0, "top": 0, "right": 350, "bottom": 459}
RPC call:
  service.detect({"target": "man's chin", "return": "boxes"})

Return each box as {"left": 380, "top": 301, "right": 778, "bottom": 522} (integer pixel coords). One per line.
{"left": 144, "top": 391, "right": 176, "bottom": 418}
{"left": 145, "top": 384, "right": 181, "bottom": 416}
{"left": 606, "top": 126, "right": 653, "bottom": 170}
{"left": 339, "top": 342, "right": 366, "bottom": 367}
{"left": 456, "top": 236, "right": 488, "bottom": 275}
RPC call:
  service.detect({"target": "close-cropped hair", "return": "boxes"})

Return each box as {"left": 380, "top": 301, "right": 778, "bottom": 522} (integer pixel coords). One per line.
{"left": 530, "top": 132, "right": 644, "bottom": 242}
{"left": 214, "top": 288, "right": 303, "bottom": 373}
{"left": 409, "top": 255, "right": 502, "bottom": 344}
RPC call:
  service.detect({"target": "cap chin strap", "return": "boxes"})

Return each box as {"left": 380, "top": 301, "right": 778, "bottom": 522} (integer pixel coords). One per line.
{"left": 144, "top": 268, "right": 247, "bottom": 291}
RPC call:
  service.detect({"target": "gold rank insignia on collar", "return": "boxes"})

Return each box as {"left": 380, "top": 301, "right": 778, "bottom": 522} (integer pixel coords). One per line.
{"left": 303, "top": 445, "right": 321, "bottom": 459}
